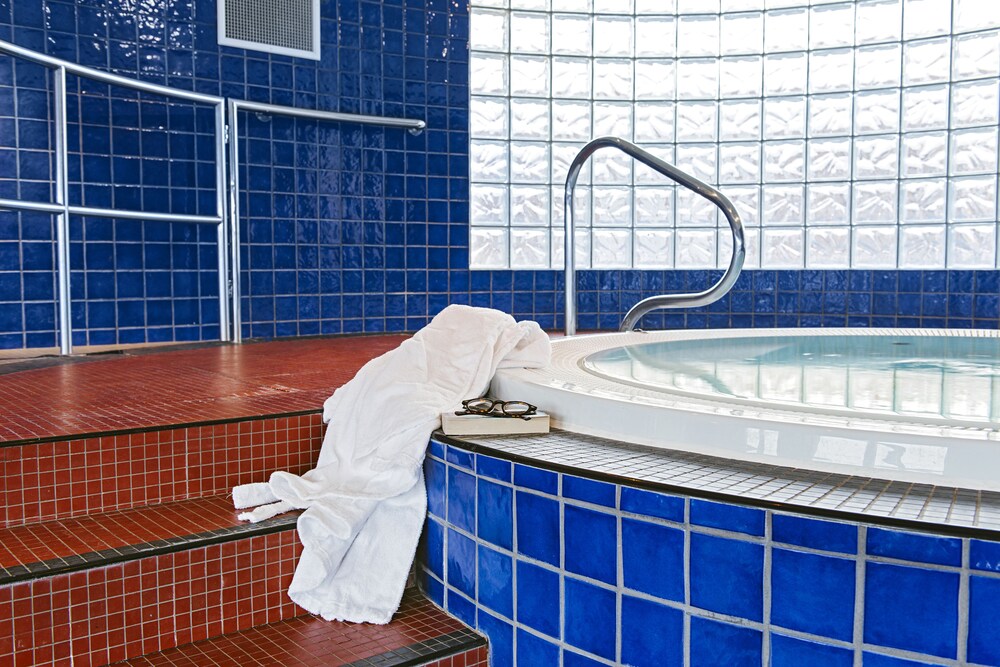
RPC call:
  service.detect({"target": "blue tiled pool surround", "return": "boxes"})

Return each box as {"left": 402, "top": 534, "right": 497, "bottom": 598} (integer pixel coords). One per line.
{"left": 419, "top": 438, "right": 1000, "bottom": 667}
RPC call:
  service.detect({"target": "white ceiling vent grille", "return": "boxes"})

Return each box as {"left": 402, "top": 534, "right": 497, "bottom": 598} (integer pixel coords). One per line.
{"left": 218, "top": 0, "right": 320, "bottom": 60}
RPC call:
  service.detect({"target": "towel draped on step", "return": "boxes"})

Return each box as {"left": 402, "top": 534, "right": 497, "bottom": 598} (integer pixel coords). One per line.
{"left": 232, "top": 305, "right": 551, "bottom": 624}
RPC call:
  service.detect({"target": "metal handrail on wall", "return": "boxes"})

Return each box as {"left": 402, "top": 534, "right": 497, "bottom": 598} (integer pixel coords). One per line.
{"left": 0, "top": 38, "right": 428, "bottom": 353}
{"left": 563, "top": 136, "right": 746, "bottom": 336}
{"left": 225, "top": 99, "right": 425, "bottom": 343}
{"left": 0, "top": 38, "right": 230, "bottom": 356}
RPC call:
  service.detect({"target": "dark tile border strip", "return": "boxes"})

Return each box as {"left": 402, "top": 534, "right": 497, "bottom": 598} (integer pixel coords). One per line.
{"left": 340, "top": 628, "right": 486, "bottom": 667}
{"left": 0, "top": 408, "right": 323, "bottom": 449}
{"left": 0, "top": 512, "right": 300, "bottom": 585}
{"left": 435, "top": 431, "right": 1000, "bottom": 543}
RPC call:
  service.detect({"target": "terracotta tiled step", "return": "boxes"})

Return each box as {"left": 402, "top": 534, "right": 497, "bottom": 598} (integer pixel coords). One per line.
{"left": 0, "top": 336, "right": 406, "bottom": 444}
{"left": 0, "top": 494, "right": 305, "bottom": 666}
{"left": 0, "top": 495, "right": 298, "bottom": 585}
{"left": 0, "top": 413, "right": 323, "bottom": 529}
{"left": 117, "top": 589, "right": 487, "bottom": 667}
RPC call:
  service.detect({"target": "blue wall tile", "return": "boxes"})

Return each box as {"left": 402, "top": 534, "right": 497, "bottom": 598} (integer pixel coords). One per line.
{"left": 563, "top": 475, "right": 615, "bottom": 507}
{"left": 476, "top": 454, "right": 511, "bottom": 482}
{"left": 564, "top": 505, "right": 617, "bottom": 584}
{"left": 446, "top": 528, "right": 476, "bottom": 598}
{"left": 563, "top": 651, "right": 606, "bottom": 667}
{"left": 516, "top": 560, "right": 559, "bottom": 640}
{"left": 421, "top": 570, "right": 444, "bottom": 608}
{"left": 866, "top": 527, "right": 962, "bottom": 567}
{"left": 421, "top": 517, "right": 444, "bottom": 579}
{"left": 770, "top": 634, "right": 853, "bottom": 667}
{"left": 564, "top": 578, "right": 616, "bottom": 661}
{"left": 428, "top": 439, "right": 445, "bottom": 460}
{"left": 446, "top": 588, "right": 475, "bottom": 627}
{"left": 689, "top": 617, "right": 762, "bottom": 667}
{"left": 514, "top": 464, "right": 557, "bottom": 494}
{"left": 620, "top": 487, "right": 684, "bottom": 522}
{"left": 516, "top": 629, "right": 559, "bottom": 666}
{"left": 622, "top": 517, "right": 684, "bottom": 602}
{"left": 445, "top": 446, "right": 473, "bottom": 471}
{"left": 477, "top": 610, "right": 512, "bottom": 667}
{"left": 621, "top": 595, "right": 682, "bottom": 667}
{"left": 772, "top": 514, "right": 857, "bottom": 554}
{"left": 477, "top": 544, "right": 512, "bottom": 619}
{"left": 516, "top": 490, "right": 560, "bottom": 566}
{"left": 971, "top": 539, "right": 1000, "bottom": 573}
{"left": 425, "top": 457, "right": 446, "bottom": 519}
{"left": 771, "top": 548, "right": 855, "bottom": 642}
{"left": 864, "top": 562, "right": 959, "bottom": 659}
{"left": 690, "top": 499, "right": 765, "bottom": 536}
{"left": 446, "top": 466, "right": 476, "bottom": 533}
{"left": 690, "top": 533, "right": 764, "bottom": 622}
{"left": 968, "top": 575, "right": 1000, "bottom": 666}
{"left": 477, "top": 478, "right": 512, "bottom": 551}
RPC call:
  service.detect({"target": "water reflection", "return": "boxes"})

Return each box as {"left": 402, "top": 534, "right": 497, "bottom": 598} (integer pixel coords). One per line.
{"left": 584, "top": 335, "right": 1000, "bottom": 425}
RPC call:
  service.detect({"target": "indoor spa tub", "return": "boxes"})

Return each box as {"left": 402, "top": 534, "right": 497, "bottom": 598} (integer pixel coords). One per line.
{"left": 491, "top": 328, "right": 1000, "bottom": 492}
{"left": 419, "top": 329, "right": 1000, "bottom": 666}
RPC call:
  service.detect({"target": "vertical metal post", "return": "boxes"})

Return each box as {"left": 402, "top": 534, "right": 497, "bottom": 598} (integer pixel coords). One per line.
{"left": 226, "top": 99, "right": 243, "bottom": 343}
{"left": 214, "top": 102, "right": 230, "bottom": 342}
{"left": 564, "top": 171, "right": 579, "bottom": 337}
{"left": 53, "top": 66, "right": 72, "bottom": 355}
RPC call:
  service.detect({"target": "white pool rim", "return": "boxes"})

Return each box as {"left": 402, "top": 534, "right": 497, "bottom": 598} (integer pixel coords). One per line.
{"left": 491, "top": 328, "right": 1000, "bottom": 492}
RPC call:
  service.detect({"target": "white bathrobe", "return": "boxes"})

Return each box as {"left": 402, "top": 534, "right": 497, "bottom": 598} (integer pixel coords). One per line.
{"left": 232, "top": 305, "right": 551, "bottom": 623}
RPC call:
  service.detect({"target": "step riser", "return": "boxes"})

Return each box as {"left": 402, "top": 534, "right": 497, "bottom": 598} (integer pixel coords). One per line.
{"left": 1, "top": 413, "right": 322, "bottom": 529}
{"left": 424, "top": 647, "right": 489, "bottom": 666}
{"left": 1, "top": 530, "right": 303, "bottom": 667}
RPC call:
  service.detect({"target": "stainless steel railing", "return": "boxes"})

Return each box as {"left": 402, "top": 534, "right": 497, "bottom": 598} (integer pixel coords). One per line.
{"left": 563, "top": 136, "right": 746, "bottom": 335}
{"left": 0, "top": 38, "right": 230, "bottom": 355}
{"left": 0, "top": 38, "right": 427, "bottom": 352}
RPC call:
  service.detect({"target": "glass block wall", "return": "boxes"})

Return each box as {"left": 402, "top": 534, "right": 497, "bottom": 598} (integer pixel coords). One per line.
{"left": 468, "top": 0, "right": 1000, "bottom": 271}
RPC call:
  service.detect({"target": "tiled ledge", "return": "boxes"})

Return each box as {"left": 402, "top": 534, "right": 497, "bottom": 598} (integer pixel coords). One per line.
{"left": 0, "top": 495, "right": 297, "bottom": 585}
{"left": 436, "top": 429, "right": 1000, "bottom": 540}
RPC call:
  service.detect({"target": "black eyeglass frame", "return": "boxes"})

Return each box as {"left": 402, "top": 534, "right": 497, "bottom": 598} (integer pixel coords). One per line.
{"left": 455, "top": 397, "right": 538, "bottom": 420}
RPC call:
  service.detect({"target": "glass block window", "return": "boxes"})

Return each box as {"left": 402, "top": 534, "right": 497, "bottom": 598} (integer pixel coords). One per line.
{"left": 468, "top": 0, "right": 1000, "bottom": 270}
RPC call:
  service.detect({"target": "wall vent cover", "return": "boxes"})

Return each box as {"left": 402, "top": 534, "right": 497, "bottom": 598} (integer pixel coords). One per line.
{"left": 218, "top": 0, "right": 320, "bottom": 60}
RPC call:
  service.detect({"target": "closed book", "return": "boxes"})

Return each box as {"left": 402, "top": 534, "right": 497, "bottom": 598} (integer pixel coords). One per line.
{"left": 440, "top": 411, "right": 550, "bottom": 436}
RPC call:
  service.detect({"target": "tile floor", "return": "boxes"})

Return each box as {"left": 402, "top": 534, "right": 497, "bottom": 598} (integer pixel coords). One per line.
{"left": 116, "top": 589, "right": 485, "bottom": 667}
{"left": 0, "top": 335, "right": 406, "bottom": 444}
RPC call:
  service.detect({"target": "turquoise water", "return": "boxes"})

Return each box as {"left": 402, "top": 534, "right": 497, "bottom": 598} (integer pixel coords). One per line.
{"left": 584, "top": 335, "right": 1000, "bottom": 424}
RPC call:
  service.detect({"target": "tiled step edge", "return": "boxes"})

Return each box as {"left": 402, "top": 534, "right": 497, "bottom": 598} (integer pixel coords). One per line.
{"left": 116, "top": 589, "right": 487, "bottom": 667}
{"left": 1, "top": 530, "right": 304, "bottom": 666}
{"left": 1, "top": 411, "right": 323, "bottom": 528}
{"left": 0, "top": 510, "right": 297, "bottom": 586}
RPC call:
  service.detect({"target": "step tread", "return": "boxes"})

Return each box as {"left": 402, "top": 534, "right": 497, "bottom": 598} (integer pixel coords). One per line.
{"left": 0, "top": 335, "right": 406, "bottom": 445}
{"left": 0, "top": 494, "right": 297, "bottom": 584}
{"left": 117, "top": 589, "right": 485, "bottom": 667}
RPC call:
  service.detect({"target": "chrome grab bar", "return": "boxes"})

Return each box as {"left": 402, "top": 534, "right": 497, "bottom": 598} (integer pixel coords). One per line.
{"left": 563, "top": 136, "right": 746, "bottom": 335}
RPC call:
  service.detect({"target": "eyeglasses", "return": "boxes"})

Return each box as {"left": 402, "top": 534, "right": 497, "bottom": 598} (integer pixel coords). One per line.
{"left": 455, "top": 397, "right": 538, "bottom": 420}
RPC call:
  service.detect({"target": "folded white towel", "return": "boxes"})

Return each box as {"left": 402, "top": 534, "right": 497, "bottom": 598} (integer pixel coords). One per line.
{"left": 233, "top": 305, "right": 551, "bottom": 623}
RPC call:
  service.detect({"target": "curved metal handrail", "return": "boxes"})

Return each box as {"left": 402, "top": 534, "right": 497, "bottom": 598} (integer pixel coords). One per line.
{"left": 563, "top": 136, "right": 746, "bottom": 335}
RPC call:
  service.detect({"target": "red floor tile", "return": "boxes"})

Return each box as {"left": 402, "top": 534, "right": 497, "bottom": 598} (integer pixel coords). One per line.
{"left": 0, "top": 495, "right": 284, "bottom": 572}
{"left": 116, "top": 589, "right": 483, "bottom": 667}
{"left": 0, "top": 336, "right": 407, "bottom": 444}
